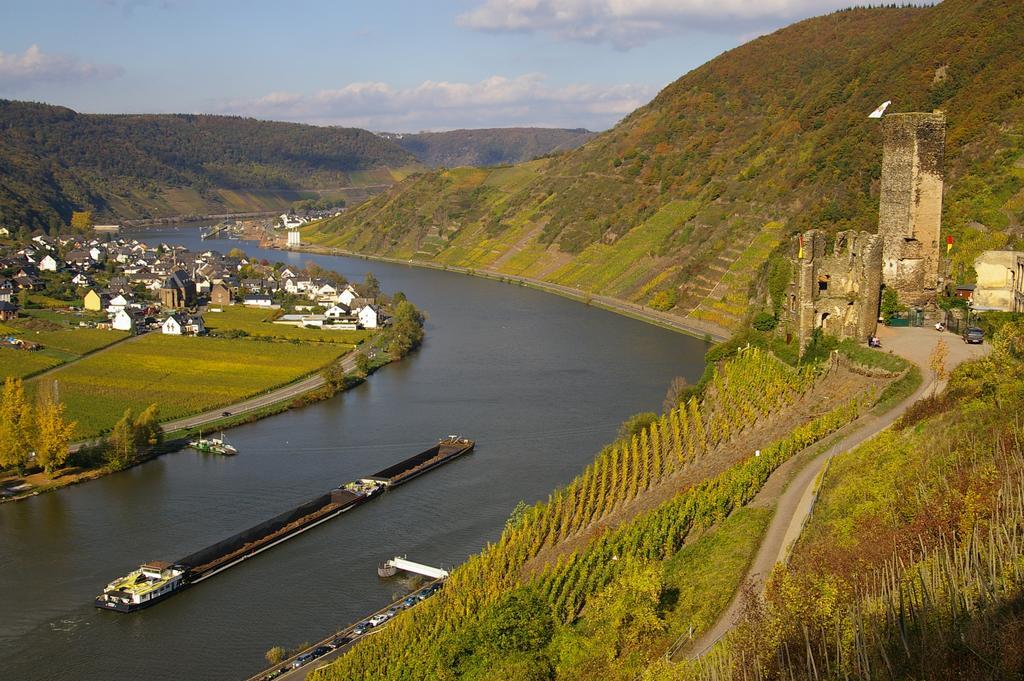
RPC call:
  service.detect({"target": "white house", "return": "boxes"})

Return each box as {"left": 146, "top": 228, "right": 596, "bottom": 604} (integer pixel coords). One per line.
{"left": 71, "top": 273, "right": 91, "bottom": 286}
{"left": 357, "top": 304, "right": 380, "bottom": 329}
{"left": 162, "top": 314, "right": 182, "bottom": 335}
{"left": 243, "top": 295, "right": 274, "bottom": 307}
{"left": 315, "top": 282, "right": 338, "bottom": 299}
{"left": 162, "top": 313, "right": 205, "bottom": 336}
{"left": 39, "top": 254, "right": 58, "bottom": 272}
{"left": 280, "top": 267, "right": 298, "bottom": 279}
{"left": 324, "top": 304, "right": 348, "bottom": 319}
{"left": 107, "top": 293, "right": 130, "bottom": 314}
{"left": 339, "top": 285, "right": 359, "bottom": 307}
{"left": 279, "top": 214, "right": 307, "bottom": 229}
{"left": 111, "top": 308, "right": 137, "bottom": 332}
{"left": 89, "top": 246, "right": 104, "bottom": 261}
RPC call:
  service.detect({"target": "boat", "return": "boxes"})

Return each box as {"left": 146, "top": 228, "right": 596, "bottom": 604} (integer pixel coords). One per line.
{"left": 94, "top": 561, "right": 187, "bottom": 612}
{"left": 188, "top": 431, "right": 238, "bottom": 456}
{"left": 95, "top": 437, "right": 474, "bottom": 613}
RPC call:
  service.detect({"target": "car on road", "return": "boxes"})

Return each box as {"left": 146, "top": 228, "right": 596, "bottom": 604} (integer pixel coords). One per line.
{"left": 963, "top": 326, "right": 984, "bottom": 344}
{"left": 402, "top": 596, "right": 418, "bottom": 608}
{"left": 221, "top": 410, "right": 232, "bottom": 417}
{"left": 312, "top": 645, "right": 331, "bottom": 657}
{"left": 353, "top": 622, "right": 371, "bottom": 635}
{"left": 330, "top": 635, "right": 352, "bottom": 648}
{"left": 292, "top": 652, "right": 315, "bottom": 668}
{"left": 368, "top": 613, "right": 388, "bottom": 626}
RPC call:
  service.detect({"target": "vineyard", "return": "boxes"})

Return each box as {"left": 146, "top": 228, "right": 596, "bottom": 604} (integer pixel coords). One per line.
{"left": 676, "top": 321, "right": 1024, "bottom": 681}
{"left": 312, "top": 347, "right": 874, "bottom": 680}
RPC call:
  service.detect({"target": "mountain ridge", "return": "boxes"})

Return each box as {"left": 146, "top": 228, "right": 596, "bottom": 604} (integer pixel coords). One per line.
{"left": 379, "top": 127, "right": 595, "bottom": 168}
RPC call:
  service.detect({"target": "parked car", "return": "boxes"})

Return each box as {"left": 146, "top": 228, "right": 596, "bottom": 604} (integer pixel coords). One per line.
{"left": 402, "top": 596, "right": 418, "bottom": 608}
{"left": 312, "top": 646, "right": 331, "bottom": 657}
{"left": 353, "top": 622, "right": 371, "bottom": 635}
{"left": 963, "top": 326, "right": 984, "bottom": 344}
{"left": 368, "top": 613, "right": 388, "bottom": 626}
{"left": 330, "top": 635, "right": 352, "bottom": 648}
{"left": 292, "top": 652, "right": 315, "bottom": 668}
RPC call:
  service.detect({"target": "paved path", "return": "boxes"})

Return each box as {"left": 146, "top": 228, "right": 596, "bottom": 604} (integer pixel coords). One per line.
{"left": 682, "top": 327, "right": 988, "bottom": 658}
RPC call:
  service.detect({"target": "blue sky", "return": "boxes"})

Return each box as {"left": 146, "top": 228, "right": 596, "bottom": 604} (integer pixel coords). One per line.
{"left": 0, "top": 1, "right": 897, "bottom": 132}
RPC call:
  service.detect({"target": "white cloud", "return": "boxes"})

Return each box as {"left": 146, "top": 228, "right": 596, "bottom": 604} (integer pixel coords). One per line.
{"left": 0, "top": 45, "right": 123, "bottom": 91}
{"left": 457, "top": 0, "right": 932, "bottom": 49}
{"left": 213, "top": 74, "right": 656, "bottom": 132}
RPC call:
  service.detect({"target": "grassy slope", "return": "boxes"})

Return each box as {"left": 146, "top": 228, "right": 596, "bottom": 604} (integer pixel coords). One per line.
{"left": 308, "top": 0, "right": 1024, "bottom": 332}
{"left": 31, "top": 334, "right": 346, "bottom": 437}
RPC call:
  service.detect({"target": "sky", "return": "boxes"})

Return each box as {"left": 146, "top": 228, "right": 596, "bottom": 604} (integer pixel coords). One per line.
{"left": 0, "top": 1, "right": 906, "bottom": 132}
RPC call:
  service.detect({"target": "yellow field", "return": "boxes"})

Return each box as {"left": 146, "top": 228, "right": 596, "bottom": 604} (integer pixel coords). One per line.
{"left": 34, "top": 334, "right": 348, "bottom": 437}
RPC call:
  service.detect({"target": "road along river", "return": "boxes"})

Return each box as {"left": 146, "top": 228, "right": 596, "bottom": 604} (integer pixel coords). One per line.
{"left": 0, "top": 226, "right": 709, "bottom": 681}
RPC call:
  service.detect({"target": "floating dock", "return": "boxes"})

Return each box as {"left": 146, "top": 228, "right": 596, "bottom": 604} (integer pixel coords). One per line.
{"left": 95, "top": 437, "right": 474, "bottom": 612}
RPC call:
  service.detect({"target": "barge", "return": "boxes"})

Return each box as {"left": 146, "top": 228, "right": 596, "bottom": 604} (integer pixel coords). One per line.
{"left": 95, "top": 437, "right": 473, "bottom": 613}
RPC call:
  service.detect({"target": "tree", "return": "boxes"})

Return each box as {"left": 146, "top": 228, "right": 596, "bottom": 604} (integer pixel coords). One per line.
{"left": 265, "top": 646, "right": 287, "bottom": 666}
{"left": 33, "top": 389, "right": 77, "bottom": 473}
{"left": 134, "top": 404, "right": 163, "bottom": 448}
{"left": 106, "top": 408, "right": 138, "bottom": 470}
{"left": 363, "top": 271, "right": 381, "bottom": 297}
{"left": 880, "top": 288, "right": 904, "bottom": 319}
{"left": 617, "top": 412, "right": 656, "bottom": 441}
{"left": 355, "top": 352, "right": 372, "bottom": 375}
{"left": 930, "top": 338, "right": 949, "bottom": 380}
{"left": 70, "top": 211, "right": 93, "bottom": 233}
{"left": 0, "top": 378, "right": 32, "bottom": 471}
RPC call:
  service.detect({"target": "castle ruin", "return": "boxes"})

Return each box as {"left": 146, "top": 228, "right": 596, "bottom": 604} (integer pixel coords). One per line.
{"left": 787, "top": 230, "right": 883, "bottom": 351}
{"left": 877, "top": 112, "right": 946, "bottom": 308}
{"left": 783, "top": 111, "right": 946, "bottom": 351}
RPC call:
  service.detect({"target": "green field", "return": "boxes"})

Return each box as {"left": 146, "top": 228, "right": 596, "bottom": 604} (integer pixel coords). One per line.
{"left": 33, "top": 334, "right": 348, "bottom": 437}
{"left": 204, "top": 305, "right": 373, "bottom": 344}
{"left": 0, "top": 348, "right": 64, "bottom": 380}
{"left": 0, "top": 316, "right": 129, "bottom": 379}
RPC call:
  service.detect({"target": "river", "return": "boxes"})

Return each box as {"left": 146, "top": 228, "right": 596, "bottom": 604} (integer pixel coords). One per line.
{"left": 0, "top": 226, "right": 708, "bottom": 681}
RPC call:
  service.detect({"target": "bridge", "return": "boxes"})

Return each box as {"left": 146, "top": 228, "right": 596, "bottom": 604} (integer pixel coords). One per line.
{"left": 379, "top": 556, "right": 449, "bottom": 579}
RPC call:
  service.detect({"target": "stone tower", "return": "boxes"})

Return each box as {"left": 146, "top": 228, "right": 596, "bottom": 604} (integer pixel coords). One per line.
{"left": 877, "top": 112, "right": 946, "bottom": 308}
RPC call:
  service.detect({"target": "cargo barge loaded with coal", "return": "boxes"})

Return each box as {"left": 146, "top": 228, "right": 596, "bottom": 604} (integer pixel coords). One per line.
{"left": 95, "top": 437, "right": 474, "bottom": 613}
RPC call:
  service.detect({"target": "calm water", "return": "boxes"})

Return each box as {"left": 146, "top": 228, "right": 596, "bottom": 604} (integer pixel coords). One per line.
{"left": 0, "top": 227, "right": 708, "bottom": 681}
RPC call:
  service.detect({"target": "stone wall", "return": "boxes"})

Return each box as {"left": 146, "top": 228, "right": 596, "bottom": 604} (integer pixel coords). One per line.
{"left": 972, "top": 249, "right": 1024, "bottom": 312}
{"left": 786, "top": 229, "right": 883, "bottom": 351}
{"left": 878, "top": 112, "right": 946, "bottom": 308}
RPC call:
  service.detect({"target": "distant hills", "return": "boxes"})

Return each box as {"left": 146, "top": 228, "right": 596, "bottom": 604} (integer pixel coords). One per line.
{"left": 379, "top": 128, "right": 595, "bottom": 168}
{"left": 0, "top": 101, "right": 421, "bottom": 231}
{"left": 306, "top": 0, "right": 1024, "bottom": 334}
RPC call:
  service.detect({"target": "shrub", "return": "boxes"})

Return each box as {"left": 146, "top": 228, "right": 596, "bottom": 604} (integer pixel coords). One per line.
{"left": 752, "top": 312, "right": 777, "bottom": 331}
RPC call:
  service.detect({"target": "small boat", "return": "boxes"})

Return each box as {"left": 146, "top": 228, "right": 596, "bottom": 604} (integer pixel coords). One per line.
{"left": 188, "top": 431, "right": 238, "bottom": 456}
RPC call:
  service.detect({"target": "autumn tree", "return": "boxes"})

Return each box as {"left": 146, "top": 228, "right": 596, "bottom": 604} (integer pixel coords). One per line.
{"left": 106, "top": 408, "right": 138, "bottom": 470}
{"left": 33, "top": 390, "right": 77, "bottom": 473}
{"left": 134, "top": 404, "right": 163, "bottom": 449}
{"left": 0, "top": 378, "right": 32, "bottom": 471}
{"left": 70, "top": 210, "right": 94, "bottom": 233}
{"left": 930, "top": 338, "right": 949, "bottom": 380}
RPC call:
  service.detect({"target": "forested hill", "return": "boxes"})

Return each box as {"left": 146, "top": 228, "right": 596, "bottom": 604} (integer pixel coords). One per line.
{"left": 307, "top": 0, "right": 1024, "bottom": 335}
{"left": 379, "top": 128, "right": 595, "bottom": 168}
{"left": 0, "top": 101, "right": 421, "bottom": 231}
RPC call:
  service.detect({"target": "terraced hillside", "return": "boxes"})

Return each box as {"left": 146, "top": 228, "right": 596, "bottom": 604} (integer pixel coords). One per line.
{"left": 307, "top": 0, "right": 1024, "bottom": 335}
{"left": 380, "top": 128, "right": 595, "bottom": 168}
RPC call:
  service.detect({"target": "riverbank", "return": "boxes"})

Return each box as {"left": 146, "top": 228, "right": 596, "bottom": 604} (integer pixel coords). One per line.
{"left": 276, "top": 242, "right": 730, "bottom": 343}
{"left": 0, "top": 338, "right": 393, "bottom": 504}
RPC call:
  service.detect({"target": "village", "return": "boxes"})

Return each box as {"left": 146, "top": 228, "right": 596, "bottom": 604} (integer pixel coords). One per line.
{"left": 0, "top": 230, "right": 389, "bottom": 352}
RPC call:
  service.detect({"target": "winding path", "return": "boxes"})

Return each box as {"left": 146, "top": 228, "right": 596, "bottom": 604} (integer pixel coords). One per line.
{"left": 681, "top": 326, "right": 989, "bottom": 659}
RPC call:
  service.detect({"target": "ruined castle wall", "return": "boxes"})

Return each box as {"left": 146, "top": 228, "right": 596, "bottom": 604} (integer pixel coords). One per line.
{"left": 878, "top": 112, "right": 945, "bottom": 307}
{"left": 789, "top": 230, "right": 882, "bottom": 351}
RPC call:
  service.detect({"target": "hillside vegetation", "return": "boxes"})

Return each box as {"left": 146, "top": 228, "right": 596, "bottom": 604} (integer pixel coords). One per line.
{"left": 308, "top": 0, "right": 1024, "bottom": 334}
{"left": 309, "top": 343, "right": 902, "bottom": 680}
{"left": 380, "top": 128, "right": 594, "bottom": 168}
{"left": 0, "top": 100, "right": 420, "bottom": 230}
